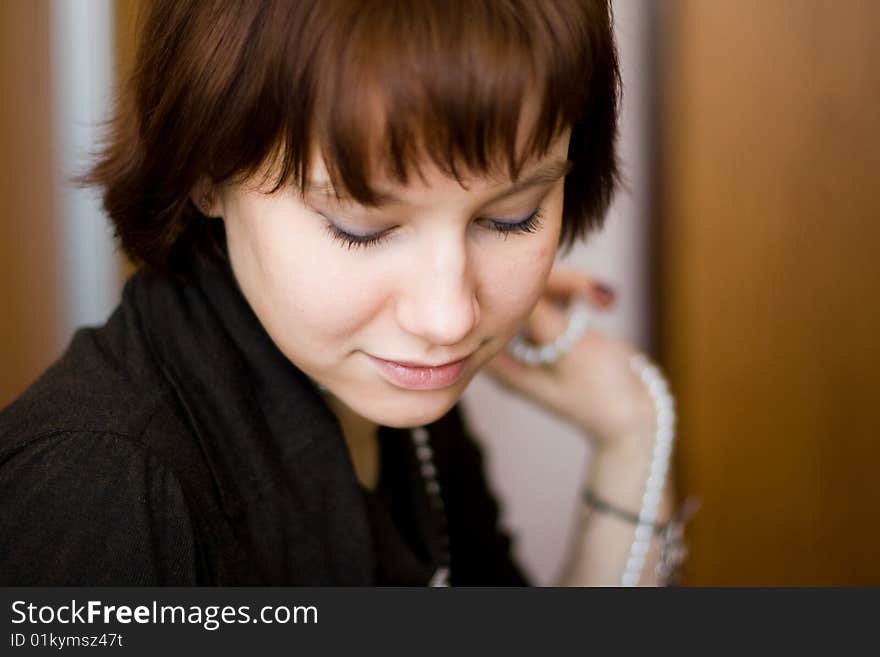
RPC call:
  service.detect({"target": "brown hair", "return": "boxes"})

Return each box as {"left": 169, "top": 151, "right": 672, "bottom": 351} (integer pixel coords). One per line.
{"left": 86, "top": 0, "right": 621, "bottom": 275}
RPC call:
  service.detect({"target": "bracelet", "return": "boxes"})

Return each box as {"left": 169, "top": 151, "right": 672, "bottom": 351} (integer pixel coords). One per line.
{"left": 585, "top": 488, "right": 699, "bottom": 586}
{"left": 583, "top": 489, "right": 669, "bottom": 535}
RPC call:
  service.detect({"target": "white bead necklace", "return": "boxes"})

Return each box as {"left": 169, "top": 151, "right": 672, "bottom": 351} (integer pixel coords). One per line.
{"left": 409, "top": 426, "right": 452, "bottom": 587}
{"left": 621, "top": 353, "right": 676, "bottom": 586}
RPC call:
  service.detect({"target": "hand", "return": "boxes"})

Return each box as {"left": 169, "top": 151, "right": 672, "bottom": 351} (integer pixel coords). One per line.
{"left": 484, "top": 267, "right": 657, "bottom": 453}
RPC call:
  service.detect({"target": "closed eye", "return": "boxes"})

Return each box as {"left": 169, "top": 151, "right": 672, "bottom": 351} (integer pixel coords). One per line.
{"left": 322, "top": 221, "right": 393, "bottom": 250}
{"left": 483, "top": 208, "right": 544, "bottom": 238}
{"left": 320, "top": 206, "right": 545, "bottom": 250}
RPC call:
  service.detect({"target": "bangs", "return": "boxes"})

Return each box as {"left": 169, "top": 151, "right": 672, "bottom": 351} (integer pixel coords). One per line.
{"left": 87, "top": 0, "right": 619, "bottom": 273}
{"left": 257, "top": 1, "right": 600, "bottom": 203}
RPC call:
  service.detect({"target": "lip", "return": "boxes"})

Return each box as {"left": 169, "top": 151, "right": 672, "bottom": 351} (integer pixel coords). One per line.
{"left": 367, "top": 353, "right": 472, "bottom": 390}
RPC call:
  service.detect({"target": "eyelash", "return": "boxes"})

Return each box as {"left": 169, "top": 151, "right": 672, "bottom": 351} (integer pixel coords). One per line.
{"left": 322, "top": 208, "right": 545, "bottom": 250}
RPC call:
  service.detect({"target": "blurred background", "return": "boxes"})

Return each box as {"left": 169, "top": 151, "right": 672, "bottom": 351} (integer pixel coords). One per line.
{"left": 1, "top": 0, "right": 878, "bottom": 585}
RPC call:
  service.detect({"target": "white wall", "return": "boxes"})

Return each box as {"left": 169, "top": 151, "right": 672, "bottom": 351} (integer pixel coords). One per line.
{"left": 50, "top": 0, "right": 120, "bottom": 343}
{"left": 460, "top": 0, "right": 655, "bottom": 585}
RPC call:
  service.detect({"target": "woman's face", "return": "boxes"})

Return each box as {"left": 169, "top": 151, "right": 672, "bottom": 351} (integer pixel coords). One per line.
{"left": 215, "top": 129, "right": 571, "bottom": 428}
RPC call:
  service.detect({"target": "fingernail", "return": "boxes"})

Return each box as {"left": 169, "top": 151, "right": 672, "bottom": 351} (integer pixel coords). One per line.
{"left": 593, "top": 283, "right": 615, "bottom": 304}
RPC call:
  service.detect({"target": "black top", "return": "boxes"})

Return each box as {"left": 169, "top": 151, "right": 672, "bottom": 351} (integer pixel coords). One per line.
{"left": 0, "top": 255, "right": 529, "bottom": 586}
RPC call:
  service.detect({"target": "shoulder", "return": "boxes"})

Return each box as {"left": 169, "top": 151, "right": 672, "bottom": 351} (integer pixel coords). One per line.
{"left": 0, "top": 301, "right": 174, "bottom": 443}
{"left": 0, "top": 305, "right": 204, "bottom": 585}
{"left": 0, "top": 292, "right": 209, "bottom": 471}
{"left": 0, "top": 426, "right": 199, "bottom": 585}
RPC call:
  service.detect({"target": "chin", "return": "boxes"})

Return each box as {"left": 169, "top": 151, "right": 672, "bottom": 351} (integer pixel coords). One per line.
{"left": 356, "top": 388, "right": 463, "bottom": 429}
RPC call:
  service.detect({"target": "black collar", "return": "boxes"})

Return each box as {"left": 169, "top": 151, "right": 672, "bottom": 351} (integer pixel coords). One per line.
{"left": 127, "top": 256, "right": 375, "bottom": 584}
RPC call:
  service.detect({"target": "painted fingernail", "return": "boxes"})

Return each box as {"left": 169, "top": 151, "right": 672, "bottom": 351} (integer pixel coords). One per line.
{"left": 593, "top": 283, "right": 615, "bottom": 303}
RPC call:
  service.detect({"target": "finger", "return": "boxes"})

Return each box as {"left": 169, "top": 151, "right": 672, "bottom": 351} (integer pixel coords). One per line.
{"left": 544, "top": 267, "right": 615, "bottom": 309}
{"left": 523, "top": 297, "right": 568, "bottom": 344}
{"left": 484, "top": 341, "right": 560, "bottom": 400}
{"left": 484, "top": 299, "right": 567, "bottom": 397}
{"left": 544, "top": 266, "right": 596, "bottom": 296}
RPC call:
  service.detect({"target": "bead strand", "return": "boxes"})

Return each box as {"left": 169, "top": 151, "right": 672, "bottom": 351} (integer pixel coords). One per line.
{"left": 507, "top": 301, "right": 591, "bottom": 365}
{"left": 410, "top": 426, "right": 452, "bottom": 587}
{"left": 620, "top": 353, "right": 676, "bottom": 587}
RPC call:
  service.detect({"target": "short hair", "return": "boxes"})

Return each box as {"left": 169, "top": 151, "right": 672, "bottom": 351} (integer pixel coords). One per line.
{"left": 85, "top": 0, "right": 621, "bottom": 275}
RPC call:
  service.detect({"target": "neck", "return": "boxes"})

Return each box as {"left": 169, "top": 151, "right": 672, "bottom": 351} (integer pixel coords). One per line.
{"left": 323, "top": 394, "right": 380, "bottom": 489}
{"left": 325, "top": 395, "right": 377, "bottom": 438}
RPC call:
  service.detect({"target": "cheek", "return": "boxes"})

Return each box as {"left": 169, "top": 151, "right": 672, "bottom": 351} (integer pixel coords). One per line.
{"left": 293, "top": 260, "right": 390, "bottom": 341}
{"left": 481, "top": 240, "right": 556, "bottom": 328}
{"left": 236, "top": 219, "right": 391, "bottom": 347}
{"left": 485, "top": 182, "right": 565, "bottom": 313}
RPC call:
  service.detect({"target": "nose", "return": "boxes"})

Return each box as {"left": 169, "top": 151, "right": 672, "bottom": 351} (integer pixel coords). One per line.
{"left": 395, "top": 235, "right": 480, "bottom": 348}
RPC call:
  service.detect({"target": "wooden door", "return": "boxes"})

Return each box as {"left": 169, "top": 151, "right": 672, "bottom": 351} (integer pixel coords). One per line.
{"left": 0, "top": 0, "right": 60, "bottom": 408}
{"left": 659, "top": 0, "right": 880, "bottom": 584}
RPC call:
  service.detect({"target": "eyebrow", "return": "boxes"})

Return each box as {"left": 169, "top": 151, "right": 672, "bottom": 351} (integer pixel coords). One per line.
{"left": 306, "top": 157, "right": 573, "bottom": 207}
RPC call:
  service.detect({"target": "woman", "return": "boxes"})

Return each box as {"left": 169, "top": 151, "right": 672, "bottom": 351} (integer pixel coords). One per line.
{"left": 0, "top": 0, "right": 676, "bottom": 585}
